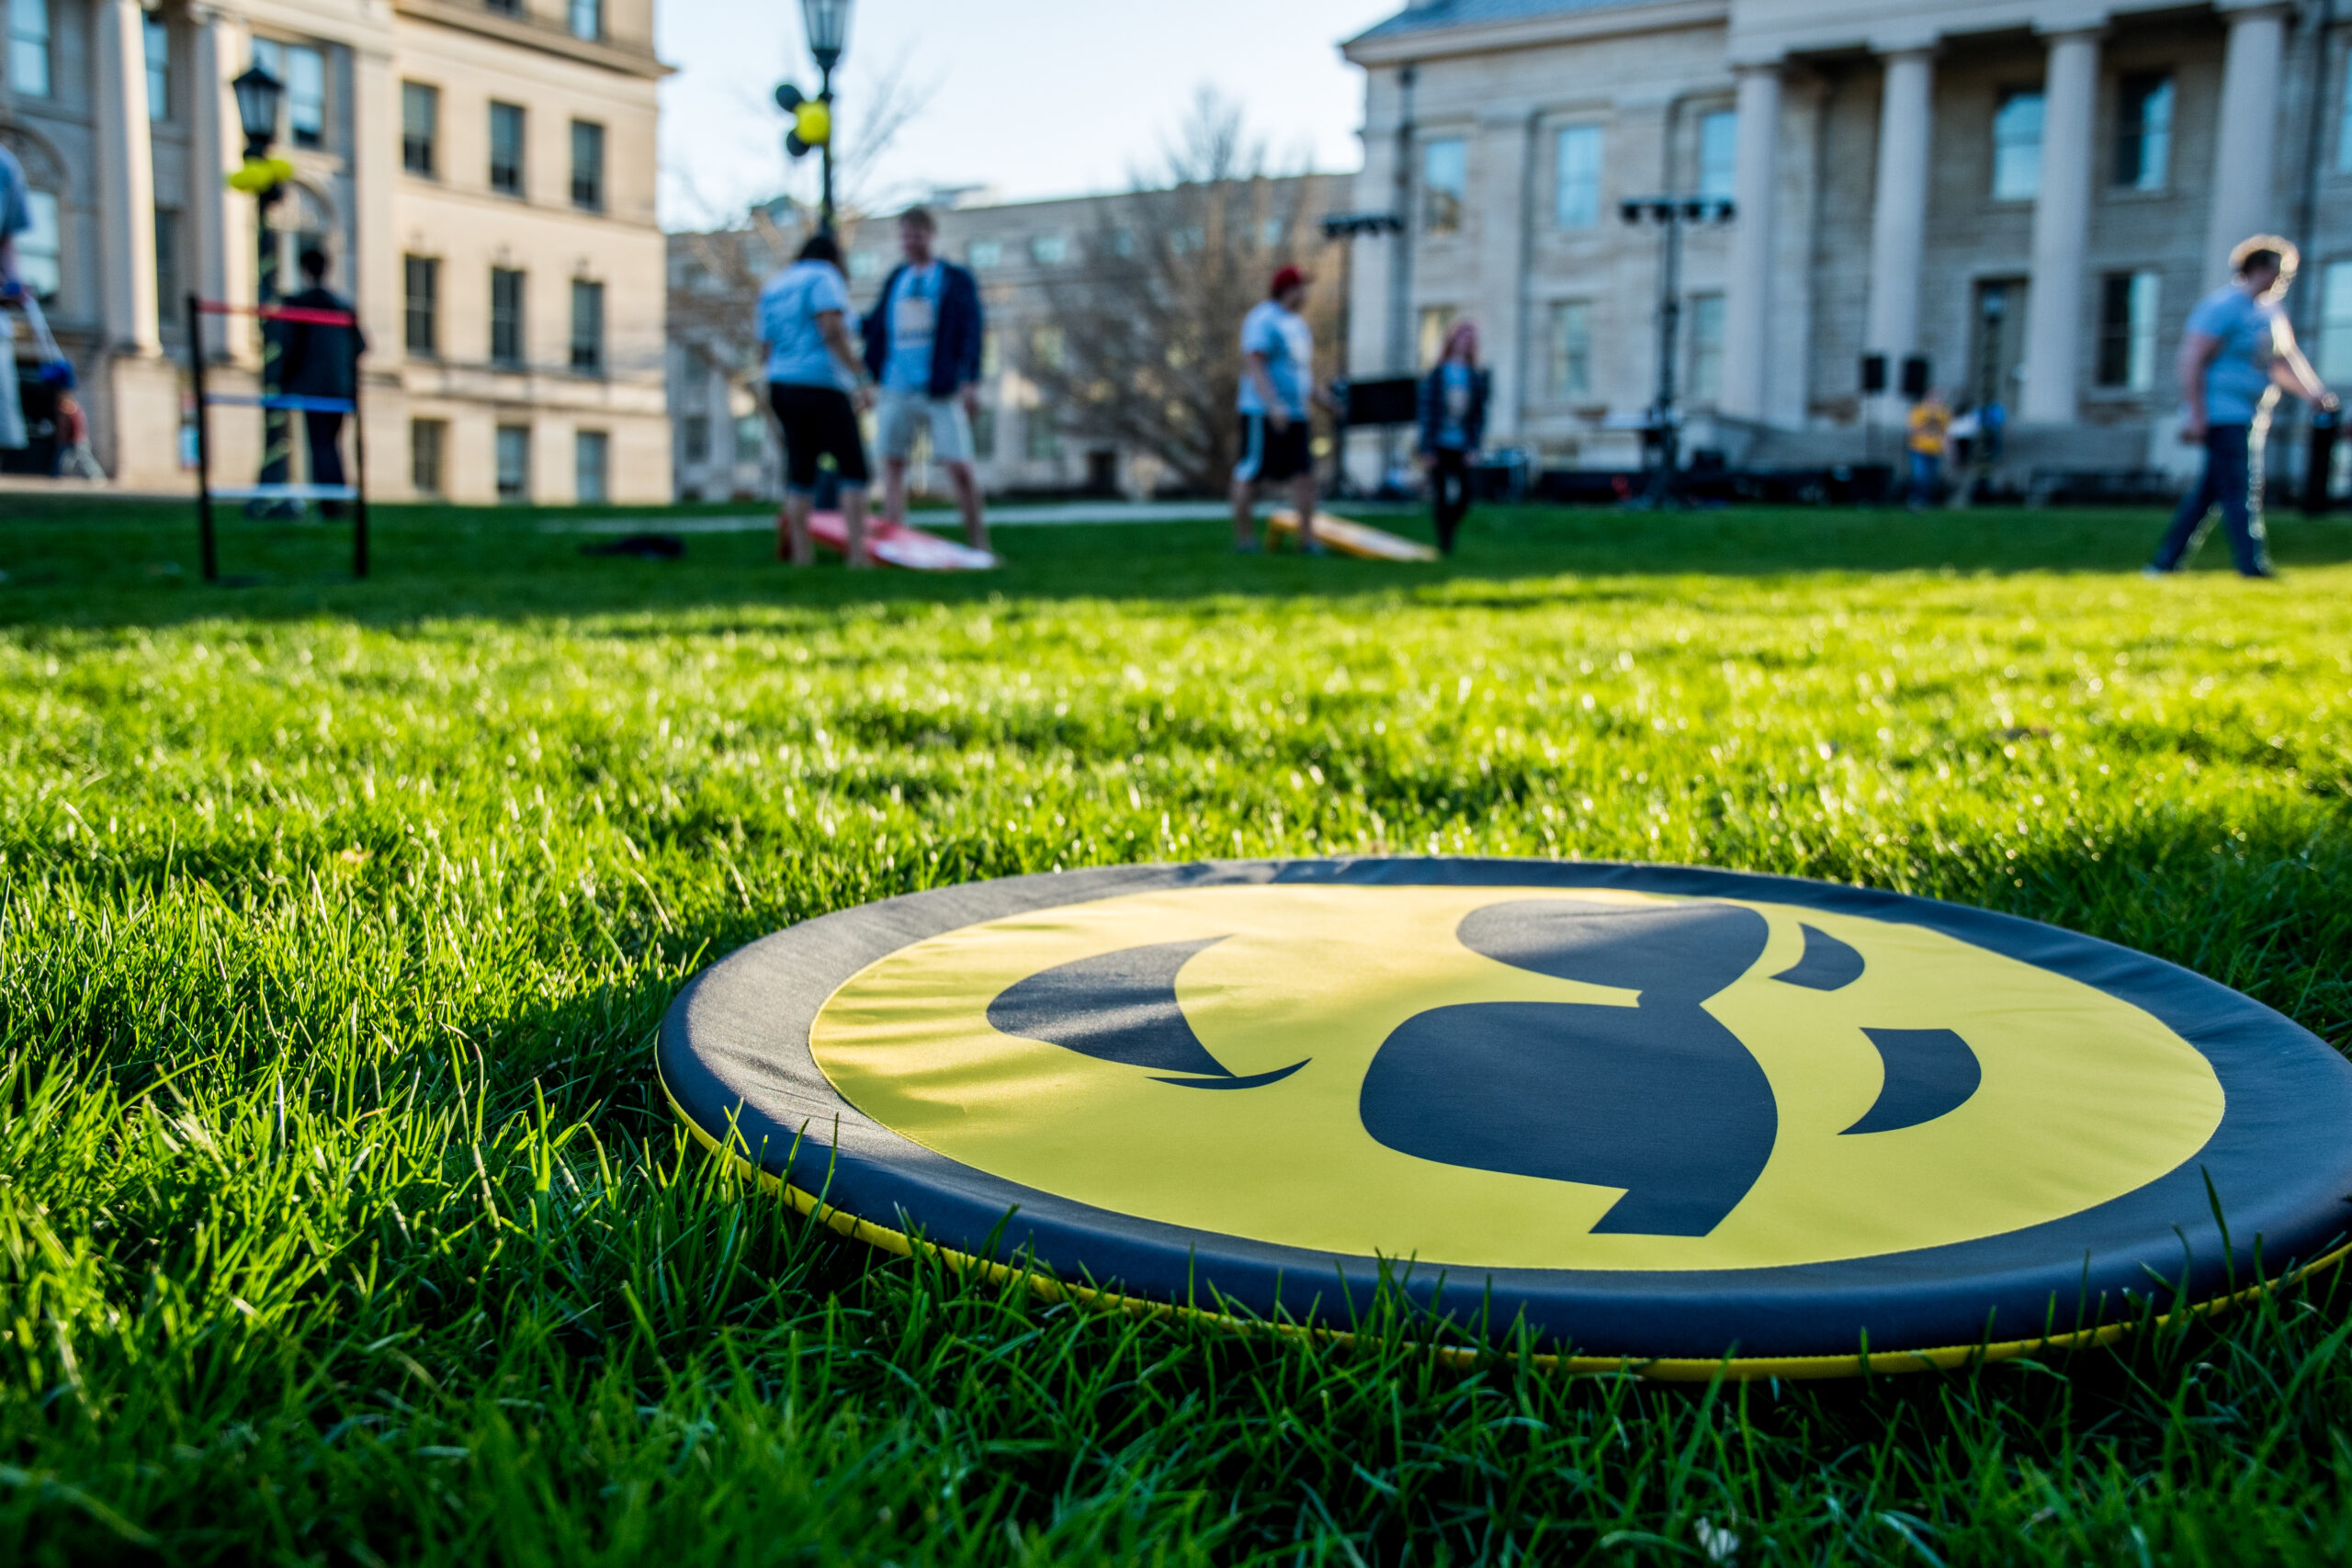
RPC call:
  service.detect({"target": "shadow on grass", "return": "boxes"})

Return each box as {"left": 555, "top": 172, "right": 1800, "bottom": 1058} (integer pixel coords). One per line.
{"left": 6, "top": 496, "right": 2351, "bottom": 632}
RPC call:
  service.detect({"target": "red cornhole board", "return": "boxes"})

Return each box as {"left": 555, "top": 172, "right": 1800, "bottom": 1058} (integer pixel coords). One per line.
{"left": 805, "top": 511, "right": 998, "bottom": 571}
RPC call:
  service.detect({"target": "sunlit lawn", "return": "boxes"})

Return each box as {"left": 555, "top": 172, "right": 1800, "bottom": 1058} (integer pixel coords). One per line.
{"left": 3, "top": 494, "right": 2350, "bottom": 1563}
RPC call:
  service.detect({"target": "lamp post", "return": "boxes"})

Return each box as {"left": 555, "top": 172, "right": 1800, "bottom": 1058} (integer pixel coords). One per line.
{"left": 1618, "top": 194, "right": 1734, "bottom": 509}
{"left": 800, "top": 0, "right": 852, "bottom": 232}
{"left": 230, "top": 63, "right": 294, "bottom": 514}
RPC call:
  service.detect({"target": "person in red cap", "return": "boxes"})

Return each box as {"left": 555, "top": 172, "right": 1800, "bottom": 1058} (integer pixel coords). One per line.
{"left": 1232, "top": 265, "right": 1333, "bottom": 553}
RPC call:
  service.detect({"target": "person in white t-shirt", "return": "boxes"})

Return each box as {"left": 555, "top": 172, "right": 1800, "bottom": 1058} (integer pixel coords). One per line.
{"left": 758, "top": 232, "right": 876, "bottom": 567}
{"left": 1232, "top": 266, "right": 1336, "bottom": 553}
{"left": 862, "top": 208, "right": 989, "bottom": 552}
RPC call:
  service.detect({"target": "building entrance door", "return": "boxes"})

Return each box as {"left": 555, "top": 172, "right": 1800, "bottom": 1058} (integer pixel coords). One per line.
{"left": 1971, "top": 279, "right": 2029, "bottom": 418}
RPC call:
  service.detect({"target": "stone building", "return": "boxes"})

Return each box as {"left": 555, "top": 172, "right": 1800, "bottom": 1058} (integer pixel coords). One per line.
{"left": 669, "top": 175, "right": 1347, "bottom": 502}
{"left": 1340, "top": 0, "right": 2352, "bottom": 481}
{"left": 1, "top": 0, "right": 669, "bottom": 502}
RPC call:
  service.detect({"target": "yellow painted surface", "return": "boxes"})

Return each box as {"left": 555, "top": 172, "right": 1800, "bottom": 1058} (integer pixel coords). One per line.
{"left": 809, "top": 886, "right": 2224, "bottom": 1272}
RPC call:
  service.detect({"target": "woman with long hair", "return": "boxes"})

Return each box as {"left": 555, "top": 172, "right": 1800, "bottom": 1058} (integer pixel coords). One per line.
{"left": 1417, "top": 321, "right": 1489, "bottom": 556}
{"left": 757, "top": 231, "right": 876, "bottom": 566}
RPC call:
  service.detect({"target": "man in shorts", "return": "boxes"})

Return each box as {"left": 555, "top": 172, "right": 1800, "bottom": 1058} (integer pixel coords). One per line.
{"left": 862, "top": 207, "right": 989, "bottom": 551}
{"left": 1232, "top": 266, "right": 1333, "bottom": 553}
{"left": 2148, "top": 235, "right": 2336, "bottom": 579}
{"left": 0, "top": 143, "right": 32, "bottom": 453}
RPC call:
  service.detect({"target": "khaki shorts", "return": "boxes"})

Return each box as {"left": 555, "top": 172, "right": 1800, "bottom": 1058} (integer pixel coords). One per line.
{"left": 876, "top": 389, "right": 975, "bottom": 465}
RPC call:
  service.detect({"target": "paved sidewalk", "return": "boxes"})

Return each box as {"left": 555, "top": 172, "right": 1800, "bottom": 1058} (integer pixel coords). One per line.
{"left": 549, "top": 500, "right": 1419, "bottom": 535}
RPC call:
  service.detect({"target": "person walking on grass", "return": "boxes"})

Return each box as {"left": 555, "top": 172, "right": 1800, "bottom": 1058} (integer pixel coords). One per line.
{"left": 1905, "top": 388, "right": 1951, "bottom": 512}
{"left": 277, "top": 249, "right": 366, "bottom": 519}
{"left": 2147, "top": 236, "right": 2338, "bottom": 580}
{"left": 1232, "top": 265, "right": 1335, "bottom": 554}
{"left": 1418, "top": 321, "right": 1488, "bottom": 556}
{"left": 759, "top": 232, "right": 876, "bottom": 568}
{"left": 0, "top": 142, "right": 32, "bottom": 454}
{"left": 863, "top": 207, "right": 989, "bottom": 554}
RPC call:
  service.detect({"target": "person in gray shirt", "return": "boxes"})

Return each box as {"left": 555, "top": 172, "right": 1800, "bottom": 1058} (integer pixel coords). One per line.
{"left": 2147, "top": 235, "right": 2336, "bottom": 579}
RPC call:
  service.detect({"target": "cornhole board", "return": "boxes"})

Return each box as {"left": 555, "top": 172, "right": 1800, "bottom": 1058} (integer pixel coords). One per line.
{"left": 660, "top": 858, "right": 2352, "bottom": 1379}
{"left": 1266, "top": 509, "right": 1437, "bottom": 562}
{"left": 807, "top": 511, "right": 997, "bottom": 571}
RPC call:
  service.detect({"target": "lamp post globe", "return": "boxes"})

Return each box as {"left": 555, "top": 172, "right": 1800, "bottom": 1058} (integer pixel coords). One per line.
{"left": 800, "top": 0, "right": 852, "bottom": 71}
{"left": 231, "top": 64, "right": 283, "bottom": 156}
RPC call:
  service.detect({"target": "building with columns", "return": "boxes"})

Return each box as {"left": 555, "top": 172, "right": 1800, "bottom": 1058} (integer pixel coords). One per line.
{"left": 1341, "top": 0, "right": 2352, "bottom": 480}
{"left": 1, "top": 0, "right": 670, "bottom": 502}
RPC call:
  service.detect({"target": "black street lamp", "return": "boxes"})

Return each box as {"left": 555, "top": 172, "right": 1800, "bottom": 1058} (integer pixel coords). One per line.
{"left": 800, "top": 0, "right": 853, "bottom": 231}
{"left": 230, "top": 63, "right": 298, "bottom": 515}
{"left": 1618, "top": 194, "right": 1734, "bottom": 509}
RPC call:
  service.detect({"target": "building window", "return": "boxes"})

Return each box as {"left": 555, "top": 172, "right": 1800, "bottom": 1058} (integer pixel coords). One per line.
{"left": 1688, "top": 293, "right": 1725, "bottom": 401}
{"left": 570, "top": 120, "right": 605, "bottom": 210}
{"left": 495, "top": 425, "right": 531, "bottom": 503}
{"left": 970, "top": 406, "right": 997, "bottom": 458}
{"left": 1108, "top": 228, "right": 1136, "bottom": 257}
{"left": 979, "top": 331, "right": 1001, "bottom": 376}
{"left": 682, "top": 414, "right": 710, "bottom": 463}
{"left": 252, "top": 40, "right": 325, "bottom": 150}
{"left": 1030, "top": 232, "right": 1069, "bottom": 265}
{"left": 1023, "top": 415, "right": 1061, "bottom": 462}
{"left": 2114, "top": 73, "right": 2173, "bottom": 191}
{"left": 1555, "top": 125, "right": 1603, "bottom": 230}
{"left": 1422, "top": 138, "right": 1466, "bottom": 234}
{"left": 404, "top": 255, "right": 438, "bottom": 356}
{"left": 1028, "top": 325, "right": 1066, "bottom": 370}
{"left": 402, "top": 83, "right": 438, "bottom": 176}
{"left": 967, "top": 240, "right": 1001, "bottom": 269}
{"left": 491, "top": 267, "right": 526, "bottom": 367}
{"left": 848, "top": 248, "right": 881, "bottom": 280}
{"left": 1548, "top": 301, "right": 1592, "bottom": 399}
{"left": 1417, "top": 305, "right": 1457, "bottom": 370}
{"left": 153, "top": 208, "right": 180, "bottom": 332}
{"left": 570, "top": 279, "right": 605, "bottom": 374}
{"left": 484, "top": 0, "right": 520, "bottom": 14}
{"left": 1697, "top": 109, "right": 1737, "bottom": 200}
{"left": 143, "top": 10, "right": 168, "bottom": 120}
{"left": 733, "top": 412, "right": 763, "bottom": 465}
{"left": 8, "top": 0, "right": 50, "bottom": 96}
{"left": 575, "top": 430, "right": 609, "bottom": 502}
{"left": 411, "top": 419, "right": 447, "bottom": 497}
{"left": 1993, "top": 89, "right": 2044, "bottom": 201}
{"left": 2097, "top": 271, "right": 2162, "bottom": 390}
{"left": 568, "top": 0, "right": 602, "bottom": 41}
{"left": 18, "top": 189, "right": 60, "bottom": 299}
{"left": 490, "top": 102, "right": 526, "bottom": 197}
{"left": 1169, "top": 226, "right": 1204, "bottom": 255}
{"left": 1260, "top": 217, "right": 1284, "bottom": 249}
{"left": 2320, "top": 261, "right": 2352, "bottom": 384}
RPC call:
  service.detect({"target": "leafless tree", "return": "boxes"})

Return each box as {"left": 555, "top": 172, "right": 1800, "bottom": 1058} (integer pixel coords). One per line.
{"left": 1023, "top": 91, "right": 1344, "bottom": 495}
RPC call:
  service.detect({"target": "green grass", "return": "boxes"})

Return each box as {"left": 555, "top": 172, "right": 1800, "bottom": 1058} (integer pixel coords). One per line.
{"left": 4, "top": 495, "right": 2352, "bottom": 1564}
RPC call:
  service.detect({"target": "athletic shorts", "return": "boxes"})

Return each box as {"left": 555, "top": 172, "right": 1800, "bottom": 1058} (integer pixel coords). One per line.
{"left": 1235, "top": 412, "right": 1312, "bottom": 484}
{"left": 769, "top": 382, "right": 871, "bottom": 492}
{"left": 876, "top": 389, "right": 976, "bottom": 464}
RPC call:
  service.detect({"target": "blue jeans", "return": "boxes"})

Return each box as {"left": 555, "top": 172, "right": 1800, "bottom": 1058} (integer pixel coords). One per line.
{"left": 1907, "top": 451, "right": 1939, "bottom": 503}
{"left": 2152, "top": 424, "right": 2270, "bottom": 576}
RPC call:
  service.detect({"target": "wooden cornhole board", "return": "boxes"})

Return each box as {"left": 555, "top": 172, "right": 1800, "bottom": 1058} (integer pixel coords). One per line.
{"left": 1267, "top": 509, "right": 1438, "bottom": 562}
{"left": 807, "top": 511, "right": 998, "bottom": 571}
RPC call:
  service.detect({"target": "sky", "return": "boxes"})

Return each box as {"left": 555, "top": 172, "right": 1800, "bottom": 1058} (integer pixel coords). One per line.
{"left": 654, "top": 0, "right": 1399, "bottom": 230}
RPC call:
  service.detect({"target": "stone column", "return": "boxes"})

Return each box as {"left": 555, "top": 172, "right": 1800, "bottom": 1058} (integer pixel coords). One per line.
{"left": 1864, "top": 46, "right": 1935, "bottom": 410}
{"left": 2019, "top": 27, "right": 2101, "bottom": 423}
{"left": 1719, "top": 61, "right": 1781, "bottom": 424}
{"left": 2204, "top": 2, "right": 2290, "bottom": 286}
{"left": 94, "top": 0, "right": 161, "bottom": 354}
{"left": 187, "top": 6, "right": 246, "bottom": 360}
{"left": 1475, "top": 111, "right": 1531, "bottom": 441}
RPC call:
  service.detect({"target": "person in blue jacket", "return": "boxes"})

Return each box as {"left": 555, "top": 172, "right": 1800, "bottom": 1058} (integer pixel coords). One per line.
{"left": 862, "top": 208, "right": 989, "bottom": 552}
{"left": 1417, "top": 321, "right": 1489, "bottom": 556}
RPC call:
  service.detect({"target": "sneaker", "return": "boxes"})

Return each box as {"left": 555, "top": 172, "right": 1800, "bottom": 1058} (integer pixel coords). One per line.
{"left": 1233, "top": 539, "right": 1260, "bottom": 555}
{"left": 2140, "top": 565, "right": 2169, "bottom": 579}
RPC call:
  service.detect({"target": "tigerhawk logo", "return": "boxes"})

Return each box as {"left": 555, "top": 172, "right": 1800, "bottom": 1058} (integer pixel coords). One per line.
{"left": 810, "top": 885, "right": 2223, "bottom": 1273}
